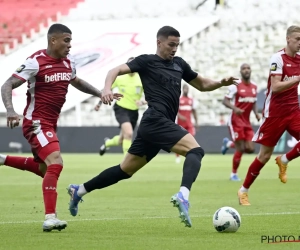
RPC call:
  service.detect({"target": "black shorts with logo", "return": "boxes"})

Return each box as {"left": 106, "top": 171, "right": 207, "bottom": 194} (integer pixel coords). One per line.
{"left": 128, "top": 107, "right": 189, "bottom": 162}
{"left": 113, "top": 103, "right": 139, "bottom": 129}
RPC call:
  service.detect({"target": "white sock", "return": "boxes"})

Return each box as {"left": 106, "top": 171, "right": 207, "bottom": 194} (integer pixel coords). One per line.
{"left": 179, "top": 186, "right": 190, "bottom": 200}
{"left": 226, "top": 141, "right": 233, "bottom": 148}
{"left": 45, "top": 213, "right": 56, "bottom": 220}
{"left": 77, "top": 184, "right": 87, "bottom": 197}
{"left": 281, "top": 154, "right": 289, "bottom": 164}
{"left": 0, "top": 154, "right": 7, "bottom": 165}
{"left": 231, "top": 172, "right": 237, "bottom": 178}
{"left": 240, "top": 186, "right": 248, "bottom": 193}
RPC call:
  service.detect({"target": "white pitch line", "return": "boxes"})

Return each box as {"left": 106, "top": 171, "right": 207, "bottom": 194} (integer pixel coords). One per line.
{"left": 0, "top": 211, "right": 300, "bottom": 225}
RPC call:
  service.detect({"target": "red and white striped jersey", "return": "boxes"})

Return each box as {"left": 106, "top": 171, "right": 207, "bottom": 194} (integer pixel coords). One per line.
{"left": 225, "top": 80, "right": 257, "bottom": 127}
{"left": 177, "top": 96, "right": 196, "bottom": 126}
{"left": 13, "top": 49, "right": 76, "bottom": 125}
{"left": 263, "top": 49, "right": 300, "bottom": 118}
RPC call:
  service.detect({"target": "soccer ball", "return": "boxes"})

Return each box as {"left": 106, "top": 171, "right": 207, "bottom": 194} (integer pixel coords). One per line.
{"left": 212, "top": 206, "right": 241, "bottom": 233}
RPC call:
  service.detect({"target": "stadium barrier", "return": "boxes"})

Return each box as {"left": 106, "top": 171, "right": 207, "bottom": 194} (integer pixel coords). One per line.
{"left": 0, "top": 126, "right": 295, "bottom": 154}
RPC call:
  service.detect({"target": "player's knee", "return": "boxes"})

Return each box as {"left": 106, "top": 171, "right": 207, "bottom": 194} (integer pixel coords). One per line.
{"left": 245, "top": 147, "right": 255, "bottom": 154}
{"left": 257, "top": 152, "right": 271, "bottom": 164}
{"left": 186, "top": 147, "right": 205, "bottom": 160}
{"left": 123, "top": 131, "right": 133, "bottom": 140}
{"left": 47, "top": 164, "right": 63, "bottom": 179}
{"left": 45, "top": 151, "right": 63, "bottom": 166}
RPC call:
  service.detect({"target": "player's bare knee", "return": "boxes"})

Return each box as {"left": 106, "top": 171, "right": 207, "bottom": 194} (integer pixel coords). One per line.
{"left": 257, "top": 152, "right": 272, "bottom": 164}
{"left": 123, "top": 131, "right": 133, "bottom": 140}
{"left": 120, "top": 154, "right": 147, "bottom": 176}
{"left": 245, "top": 147, "right": 255, "bottom": 154}
{"left": 45, "top": 151, "right": 63, "bottom": 166}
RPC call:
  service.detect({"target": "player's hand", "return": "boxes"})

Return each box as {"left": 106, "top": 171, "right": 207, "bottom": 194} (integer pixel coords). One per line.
{"left": 221, "top": 77, "right": 239, "bottom": 86}
{"left": 94, "top": 105, "right": 100, "bottom": 111}
{"left": 255, "top": 113, "right": 261, "bottom": 122}
{"left": 101, "top": 89, "right": 123, "bottom": 105}
{"left": 136, "top": 100, "right": 143, "bottom": 106}
{"left": 6, "top": 109, "right": 20, "bottom": 129}
{"left": 233, "top": 107, "right": 244, "bottom": 115}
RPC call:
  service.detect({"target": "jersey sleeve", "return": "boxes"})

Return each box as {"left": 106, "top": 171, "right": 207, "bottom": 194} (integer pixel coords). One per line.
{"left": 269, "top": 53, "right": 283, "bottom": 75}
{"left": 13, "top": 57, "right": 39, "bottom": 81}
{"left": 181, "top": 59, "right": 198, "bottom": 83}
{"left": 68, "top": 54, "right": 77, "bottom": 80}
{"left": 126, "top": 55, "right": 148, "bottom": 73}
{"left": 225, "top": 85, "right": 237, "bottom": 99}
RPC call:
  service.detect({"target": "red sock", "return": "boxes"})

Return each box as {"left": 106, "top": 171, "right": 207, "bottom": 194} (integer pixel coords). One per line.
{"left": 42, "top": 164, "right": 63, "bottom": 214}
{"left": 286, "top": 141, "right": 300, "bottom": 161}
{"left": 243, "top": 157, "right": 265, "bottom": 189}
{"left": 232, "top": 151, "right": 243, "bottom": 174}
{"left": 5, "top": 156, "right": 44, "bottom": 178}
{"left": 229, "top": 142, "right": 235, "bottom": 148}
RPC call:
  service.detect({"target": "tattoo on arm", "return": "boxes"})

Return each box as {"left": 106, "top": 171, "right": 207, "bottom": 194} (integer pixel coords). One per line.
{"left": 1, "top": 76, "right": 25, "bottom": 111}
{"left": 71, "top": 77, "right": 102, "bottom": 97}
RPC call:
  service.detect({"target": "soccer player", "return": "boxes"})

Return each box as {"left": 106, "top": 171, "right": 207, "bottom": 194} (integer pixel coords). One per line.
{"left": 0, "top": 23, "right": 121, "bottom": 231}
{"left": 221, "top": 63, "right": 260, "bottom": 181}
{"left": 237, "top": 25, "right": 300, "bottom": 206}
{"left": 175, "top": 83, "right": 198, "bottom": 163}
{"left": 67, "top": 26, "right": 237, "bottom": 227}
{"left": 96, "top": 57, "right": 146, "bottom": 156}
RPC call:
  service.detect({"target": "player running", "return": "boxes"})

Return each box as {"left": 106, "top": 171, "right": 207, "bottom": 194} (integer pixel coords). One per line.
{"left": 237, "top": 25, "right": 300, "bottom": 205}
{"left": 97, "top": 57, "right": 146, "bottom": 156}
{"left": 221, "top": 63, "right": 260, "bottom": 181}
{"left": 67, "top": 25, "right": 237, "bottom": 228}
{"left": 175, "top": 83, "right": 198, "bottom": 163}
{"left": 0, "top": 24, "right": 121, "bottom": 231}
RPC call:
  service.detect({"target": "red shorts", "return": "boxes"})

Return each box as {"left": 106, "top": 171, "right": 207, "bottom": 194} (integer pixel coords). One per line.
{"left": 22, "top": 119, "right": 60, "bottom": 163}
{"left": 228, "top": 123, "right": 254, "bottom": 142}
{"left": 253, "top": 110, "right": 300, "bottom": 147}
{"left": 178, "top": 123, "right": 195, "bottom": 136}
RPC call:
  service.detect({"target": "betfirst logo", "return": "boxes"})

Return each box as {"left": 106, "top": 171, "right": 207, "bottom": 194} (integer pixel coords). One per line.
{"left": 238, "top": 97, "right": 257, "bottom": 103}
{"left": 45, "top": 73, "right": 72, "bottom": 82}
{"left": 283, "top": 75, "right": 298, "bottom": 81}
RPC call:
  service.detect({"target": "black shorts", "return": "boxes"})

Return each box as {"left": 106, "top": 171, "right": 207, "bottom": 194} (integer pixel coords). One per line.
{"left": 113, "top": 103, "right": 139, "bottom": 129}
{"left": 128, "top": 107, "right": 189, "bottom": 162}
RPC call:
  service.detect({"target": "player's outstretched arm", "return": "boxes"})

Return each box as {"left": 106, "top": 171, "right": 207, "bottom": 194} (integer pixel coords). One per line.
{"left": 1, "top": 76, "right": 25, "bottom": 128}
{"left": 71, "top": 77, "right": 103, "bottom": 97}
{"left": 189, "top": 75, "right": 238, "bottom": 92}
{"left": 102, "top": 64, "right": 132, "bottom": 105}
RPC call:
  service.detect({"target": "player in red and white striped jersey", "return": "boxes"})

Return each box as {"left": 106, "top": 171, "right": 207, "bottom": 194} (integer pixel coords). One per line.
{"left": 221, "top": 64, "right": 260, "bottom": 181}
{"left": 175, "top": 84, "right": 198, "bottom": 163}
{"left": 238, "top": 25, "right": 300, "bottom": 206}
{"left": 0, "top": 24, "right": 121, "bottom": 231}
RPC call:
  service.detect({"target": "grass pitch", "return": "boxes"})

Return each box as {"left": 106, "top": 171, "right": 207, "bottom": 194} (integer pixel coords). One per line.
{"left": 0, "top": 153, "right": 300, "bottom": 250}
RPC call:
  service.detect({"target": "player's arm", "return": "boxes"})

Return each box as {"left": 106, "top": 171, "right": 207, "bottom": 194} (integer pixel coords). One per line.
{"left": 71, "top": 77, "right": 102, "bottom": 96}
{"left": 252, "top": 102, "right": 261, "bottom": 121}
{"left": 222, "top": 85, "right": 244, "bottom": 115}
{"left": 1, "top": 76, "right": 26, "bottom": 128}
{"left": 192, "top": 109, "right": 198, "bottom": 126}
{"left": 271, "top": 75, "right": 300, "bottom": 93}
{"left": 94, "top": 100, "right": 102, "bottom": 111}
{"left": 189, "top": 75, "right": 238, "bottom": 92}
{"left": 102, "top": 64, "right": 132, "bottom": 105}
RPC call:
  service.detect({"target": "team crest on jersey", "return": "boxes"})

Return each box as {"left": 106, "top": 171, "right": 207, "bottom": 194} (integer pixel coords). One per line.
{"left": 46, "top": 131, "right": 53, "bottom": 138}
{"left": 63, "top": 61, "right": 69, "bottom": 68}
{"left": 16, "top": 64, "right": 25, "bottom": 73}
{"left": 252, "top": 88, "right": 256, "bottom": 94}
{"left": 270, "top": 63, "right": 277, "bottom": 71}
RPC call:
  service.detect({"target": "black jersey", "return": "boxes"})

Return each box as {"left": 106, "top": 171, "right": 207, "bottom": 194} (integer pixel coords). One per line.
{"left": 127, "top": 54, "right": 197, "bottom": 121}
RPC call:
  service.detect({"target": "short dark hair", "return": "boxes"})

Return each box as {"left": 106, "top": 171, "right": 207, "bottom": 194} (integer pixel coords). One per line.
{"left": 48, "top": 23, "right": 72, "bottom": 35}
{"left": 157, "top": 26, "right": 180, "bottom": 39}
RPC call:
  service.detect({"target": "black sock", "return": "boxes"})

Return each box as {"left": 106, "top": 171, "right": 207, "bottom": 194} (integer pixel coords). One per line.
{"left": 83, "top": 164, "right": 131, "bottom": 192}
{"left": 180, "top": 147, "right": 205, "bottom": 190}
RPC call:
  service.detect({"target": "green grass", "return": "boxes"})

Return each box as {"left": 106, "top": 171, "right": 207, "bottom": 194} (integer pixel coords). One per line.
{"left": 1, "top": 153, "right": 300, "bottom": 250}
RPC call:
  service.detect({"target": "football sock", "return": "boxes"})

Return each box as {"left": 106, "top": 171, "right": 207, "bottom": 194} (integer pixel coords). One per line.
{"left": 180, "top": 147, "right": 205, "bottom": 190}
{"left": 284, "top": 141, "right": 300, "bottom": 163}
{"left": 83, "top": 164, "right": 131, "bottom": 192}
{"left": 242, "top": 157, "right": 265, "bottom": 189}
{"left": 227, "top": 141, "right": 235, "bottom": 148}
{"left": 42, "top": 164, "right": 63, "bottom": 214}
{"left": 4, "top": 155, "right": 44, "bottom": 178}
{"left": 281, "top": 154, "right": 289, "bottom": 164}
{"left": 232, "top": 151, "right": 243, "bottom": 174}
{"left": 122, "top": 139, "right": 132, "bottom": 155}
{"left": 180, "top": 186, "right": 190, "bottom": 200}
{"left": 105, "top": 135, "right": 120, "bottom": 147}
{"left": 77, "top": 184, "right": 87, "bottom": 197}
{"left": 240, "top": 186, "right": 249, "bottom": 192}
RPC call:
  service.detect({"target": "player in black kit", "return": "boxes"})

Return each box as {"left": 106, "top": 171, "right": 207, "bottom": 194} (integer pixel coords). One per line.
{"left": 67, "top": 26, "right": 237, "bottom": 228}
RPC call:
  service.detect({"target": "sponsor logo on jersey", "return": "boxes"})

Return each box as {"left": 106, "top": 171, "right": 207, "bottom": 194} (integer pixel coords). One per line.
{"left": 270, "top": 63, "right": 277, "bottom": 71}
{"left": 45, "top": 65, "right": 52, "bottom": 69}
{"left": 286, "top": 64, "right": 291, "bottom": 67}
{"left": 16, "top": 64, "right": 25, "bottom": 73}
{"left": 45, "top": 73, "right": 72, "bottom": 82}
{"left": 283, "top": 75, "right": 298, "bottom": 81}
{"left": 238, "top": 97, "right": 257, "bottom": 103}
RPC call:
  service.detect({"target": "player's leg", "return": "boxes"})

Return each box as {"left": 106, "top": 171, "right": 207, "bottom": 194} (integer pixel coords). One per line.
{"left": 175, "top": 124, "right": 191, "bottom": 164}
{"left": 238, "top": 117, "right": 285, "bottom": 205}
{"left": 0, "top": 154, "right": 44, "bottom": 177}
{"left": 221, "top": 124, "right": 236, "bottom": 155}
{"left": 230, "top": 140, "right": 245, "bottom": 181}
{"left": 67, "top": 132, "right": 160, "bottom": 216}
{"left": 121, "top": 122, "right": 134, "bottom": 155}
{"left": 276, "top": 111, "right": 300, "bottom": 183}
